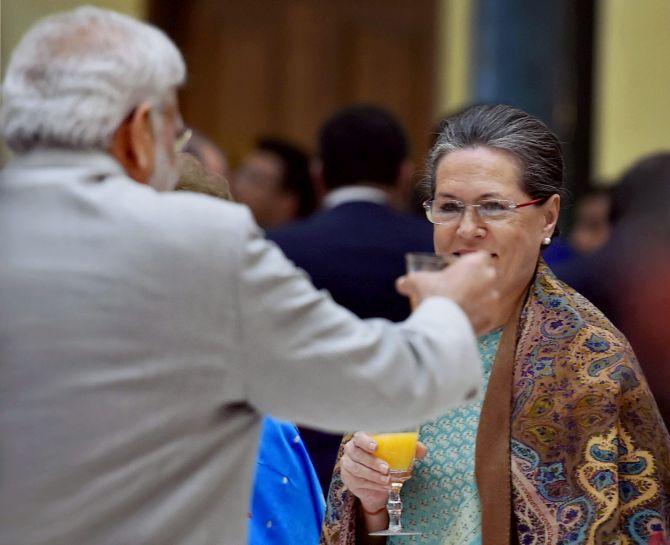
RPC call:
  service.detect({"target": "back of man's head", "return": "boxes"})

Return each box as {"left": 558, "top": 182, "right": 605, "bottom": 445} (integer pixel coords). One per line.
{"left": 319, "top": 105, "right": 408, "bottom": 190}
{"left": 1, "top": 6, "right": 185, "bottom": 154}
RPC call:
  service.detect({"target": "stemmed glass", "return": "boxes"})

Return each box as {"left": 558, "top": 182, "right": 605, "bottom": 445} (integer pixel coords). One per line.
{"left": 367, "top": 253, "right": 448, "bottom": 536}
{"left": 368, "top": 428, "right": 421, "bottom": 537}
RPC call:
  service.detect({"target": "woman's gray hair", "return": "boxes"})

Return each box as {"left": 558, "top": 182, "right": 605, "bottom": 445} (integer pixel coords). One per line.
{"left": 1, "top": 6, "right": 186, "bottom": 153}
{"left": 423, "top": 104, "right": 565, "bottom": 202}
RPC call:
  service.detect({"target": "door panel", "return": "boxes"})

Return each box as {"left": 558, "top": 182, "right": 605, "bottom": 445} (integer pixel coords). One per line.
{"left": 150, "top": 0, "right": 438, "bottom": 166}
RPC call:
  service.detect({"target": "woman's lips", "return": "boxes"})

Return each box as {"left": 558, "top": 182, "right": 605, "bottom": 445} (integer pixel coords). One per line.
{"left": 451, "top": 250, "right": 499, "bottom": 258}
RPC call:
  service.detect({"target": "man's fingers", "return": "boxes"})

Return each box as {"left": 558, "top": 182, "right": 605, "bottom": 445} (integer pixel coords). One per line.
{"left": 396, "top": 271, "right": 432, "bottom": 298}
{"left": 395, "top": 275, "right": 408, "bottom": 296}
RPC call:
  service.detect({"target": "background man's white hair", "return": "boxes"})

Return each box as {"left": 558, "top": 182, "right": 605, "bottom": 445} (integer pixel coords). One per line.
{"left": 0, "top": 6, "right": 186, "bottom": 153}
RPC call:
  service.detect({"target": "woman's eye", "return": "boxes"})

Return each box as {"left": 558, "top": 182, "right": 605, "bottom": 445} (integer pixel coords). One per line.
{"left": 439, "top": 202, "right": 463, "bottom": 213}
{"left": 480, "top": 201, "right": 507, "bottom": 212}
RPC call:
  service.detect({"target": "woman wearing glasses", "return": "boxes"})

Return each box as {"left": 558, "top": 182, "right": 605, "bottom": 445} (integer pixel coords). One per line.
{"left": 321, "top": 104, "right": 670, "bottom": 545}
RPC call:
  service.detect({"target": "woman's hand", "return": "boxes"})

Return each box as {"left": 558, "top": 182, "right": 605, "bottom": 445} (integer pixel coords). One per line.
{"left": 340, "top": 431, "right": 427, "bottom": 513}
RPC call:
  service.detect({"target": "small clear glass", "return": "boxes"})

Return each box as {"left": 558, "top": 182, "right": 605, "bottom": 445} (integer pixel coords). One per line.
{"left": 405, "top": 252, "right": 449, "bottom": 273}
{"left": 405, "top": 252, "right": 451, "bottom": 309}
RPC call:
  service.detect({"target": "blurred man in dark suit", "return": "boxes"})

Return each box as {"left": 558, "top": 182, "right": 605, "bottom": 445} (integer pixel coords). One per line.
{"left": 268, "top": 105, "right": 434, "bottom": 494}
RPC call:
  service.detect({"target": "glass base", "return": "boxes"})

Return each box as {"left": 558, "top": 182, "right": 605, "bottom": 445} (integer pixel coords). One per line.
{"left": 369, "top": 529, "right": 422, "bottom": 536}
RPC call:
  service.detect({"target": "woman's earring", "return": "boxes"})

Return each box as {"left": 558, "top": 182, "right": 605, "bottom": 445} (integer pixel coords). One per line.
{"left": 542, "top": 237, "right": 552, "bottom": 246}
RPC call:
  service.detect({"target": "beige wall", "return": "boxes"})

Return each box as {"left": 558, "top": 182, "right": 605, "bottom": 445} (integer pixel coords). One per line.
{"left": 593, "top": 0, "right": 670, "bottom": 181}
{"left": 437, "top": 0, "right": 670, "bottom": 183}
{"left": 436, "top": 0, "right": 473, "bottom": 117}
{"left": 1, "top": 0, "right": 147, "bottom": 77}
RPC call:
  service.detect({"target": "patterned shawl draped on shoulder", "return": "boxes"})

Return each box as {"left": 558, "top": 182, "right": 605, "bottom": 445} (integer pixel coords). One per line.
{"left": 321, "top": 262, "right": 670, "bottom": 545}
{"left": 511, "top": 262, "right": 669, "bottom": 544}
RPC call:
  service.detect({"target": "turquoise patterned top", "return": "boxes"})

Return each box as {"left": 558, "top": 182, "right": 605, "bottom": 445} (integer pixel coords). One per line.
{"left": 390, "top": 329, "right": 502, "bottom": 545}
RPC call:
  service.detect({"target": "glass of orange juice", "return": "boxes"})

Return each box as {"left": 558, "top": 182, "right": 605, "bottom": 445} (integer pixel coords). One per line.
{"left": 368, "top": 428, "right": 421, "bottom": 537}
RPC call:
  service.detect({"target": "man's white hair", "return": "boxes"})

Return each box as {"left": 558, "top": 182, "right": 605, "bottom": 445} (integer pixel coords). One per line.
{"left": 0, "top": 6, "right": 186, "bottom": 153}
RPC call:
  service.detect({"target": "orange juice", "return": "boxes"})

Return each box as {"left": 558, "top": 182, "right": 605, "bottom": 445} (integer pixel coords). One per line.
{"left": 372, "top": 432, "right": 419, "bottom": 470}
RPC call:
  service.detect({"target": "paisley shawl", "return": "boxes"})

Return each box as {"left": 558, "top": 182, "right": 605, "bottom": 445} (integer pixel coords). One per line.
{"left": 320, "top": 262, "right": 670, "bottom": 545}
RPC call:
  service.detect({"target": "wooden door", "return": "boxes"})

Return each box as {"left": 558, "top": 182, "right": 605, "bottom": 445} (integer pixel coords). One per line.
{"left": 150, "top": 0, "right": 438, "bottom": 166}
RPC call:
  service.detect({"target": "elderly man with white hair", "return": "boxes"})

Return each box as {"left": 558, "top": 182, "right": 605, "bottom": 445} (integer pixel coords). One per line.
{"left": 0, "top": 7, "right": 499, "bottom": 545}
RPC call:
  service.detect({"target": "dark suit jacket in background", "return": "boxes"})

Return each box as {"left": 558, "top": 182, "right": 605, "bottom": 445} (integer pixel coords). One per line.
{"left": 267, "top": 201, "right": 434, "bottom": 493}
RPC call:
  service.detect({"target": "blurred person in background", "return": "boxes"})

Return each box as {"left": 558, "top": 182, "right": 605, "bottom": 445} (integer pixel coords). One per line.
{"left": 545, "top": 186, "right": 613, "bottom": 268}
{"left": 557, "top": 152, "right": 670, "bottom": 427}
{"left": 0, "top": 7, "right": 502, "bottom": 545}
{"left": 176, "top": 151, "right": 232, "bottom": 200}
{"left": 183, "top": 128, "right": 230, "bottom": 180}
{"left": 174, "top": 159, "right": 325, "bottom": 545}
{"left": 322, "top": 105, "right": 670, "bottom": 545}
{"left": 268, "top": 104, "right": 434, "bottom": 496}
{"left": 568, "top": 186, "right": 613, "bottom": 255}
{"left": 231, "top": 136, "right": 318, "bottom": 229}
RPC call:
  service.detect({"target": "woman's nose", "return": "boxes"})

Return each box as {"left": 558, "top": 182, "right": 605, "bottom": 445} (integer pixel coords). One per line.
{"left": 456, "top": 207, "right": 486, "bottom": 239}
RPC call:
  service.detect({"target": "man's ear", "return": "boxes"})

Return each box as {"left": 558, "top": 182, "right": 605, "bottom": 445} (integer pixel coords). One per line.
{"left": 310, "top": 158, "right": 327, "bottom": 202}
{"left": 109, "top": 102, "right": 155, "bottom": 184}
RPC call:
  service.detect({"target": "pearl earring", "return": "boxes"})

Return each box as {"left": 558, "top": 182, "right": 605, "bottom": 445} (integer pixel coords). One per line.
{"left": 543, "top": 237, "right": 552, "bottom": 245}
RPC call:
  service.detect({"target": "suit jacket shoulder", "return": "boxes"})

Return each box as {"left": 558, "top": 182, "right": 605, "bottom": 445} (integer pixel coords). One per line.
{"left": 267, "top": 202, "right": 433, "bottom": 321}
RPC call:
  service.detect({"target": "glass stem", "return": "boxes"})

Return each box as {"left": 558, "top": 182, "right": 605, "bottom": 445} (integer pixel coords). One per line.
{"left": 386, "top": 482, "right": 404, "bottom": 533}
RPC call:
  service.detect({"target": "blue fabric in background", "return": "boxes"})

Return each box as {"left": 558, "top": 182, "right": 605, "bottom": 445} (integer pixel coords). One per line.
{"left": 249, "top": 417, "right": 325, "bottom": 545}
{"left": 541, "top": 237, "right": 576, "bottom": 269}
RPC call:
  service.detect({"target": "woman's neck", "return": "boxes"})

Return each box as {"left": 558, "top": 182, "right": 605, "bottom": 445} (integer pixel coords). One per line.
{"left": 492, "top": 284, "right": 531, "bottom": 333}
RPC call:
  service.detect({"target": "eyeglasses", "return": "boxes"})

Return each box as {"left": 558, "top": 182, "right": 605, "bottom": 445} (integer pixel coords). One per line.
{"left": 174, "top": 127, "right": 192, "bottom": 154}
{"left": 422, "top": 197, "right": 547, "bottom": 225}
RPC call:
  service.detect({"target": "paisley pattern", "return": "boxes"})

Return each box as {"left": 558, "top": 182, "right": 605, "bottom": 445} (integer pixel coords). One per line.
{"left": 512, "top": 263, "right": 670, "bottom": 545}
{"left": 321, "top": 262, "right": 670, "bottom": 545}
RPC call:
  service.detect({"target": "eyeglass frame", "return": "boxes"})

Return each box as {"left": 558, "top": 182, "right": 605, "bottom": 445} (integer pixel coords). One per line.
{"left": 174, "top": 126, "right": 192, "bottom": 154}
{"left": 422, "top": 196, "right": 548, "bottom": 225}
{"left": 151, "top": 100, "right": 191, "bottom": 155}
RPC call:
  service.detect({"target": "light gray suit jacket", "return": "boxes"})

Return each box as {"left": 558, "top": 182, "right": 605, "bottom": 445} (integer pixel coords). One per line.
{"left": 0, "top": 150, "right": 482, "bottom": 545}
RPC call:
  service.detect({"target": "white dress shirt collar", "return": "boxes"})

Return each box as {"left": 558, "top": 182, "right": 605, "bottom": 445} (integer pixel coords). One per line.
{"left": 323, "top": 185, "right": 390, "bottom": 209}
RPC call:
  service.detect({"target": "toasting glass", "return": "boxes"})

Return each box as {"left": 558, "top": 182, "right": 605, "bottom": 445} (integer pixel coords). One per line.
{"left": 368, "top": 429, "right": 421, "bottom": 537}
{"left": 404, "top": 252, "right": 450, "bottom": 309}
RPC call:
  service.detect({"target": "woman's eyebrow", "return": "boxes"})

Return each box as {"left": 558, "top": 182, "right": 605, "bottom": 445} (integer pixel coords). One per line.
{"left": 436, "top": 191, "right": 505, "bottom": 199}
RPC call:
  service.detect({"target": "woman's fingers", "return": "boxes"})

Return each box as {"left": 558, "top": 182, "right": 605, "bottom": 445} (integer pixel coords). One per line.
{"left": 341, "top": 431, "right": 429, "bottom": 498}
{"left": 341, "top": 433, "right": 393, "bottom": 494}
{"left": 345, "top": 435, "right": 389, "bottom": 474}
{"left": 351, "top": 431, "right": 377, "bottom": 453}
{"left": 341, "top": 453, "right": 390, "bottom": 488}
